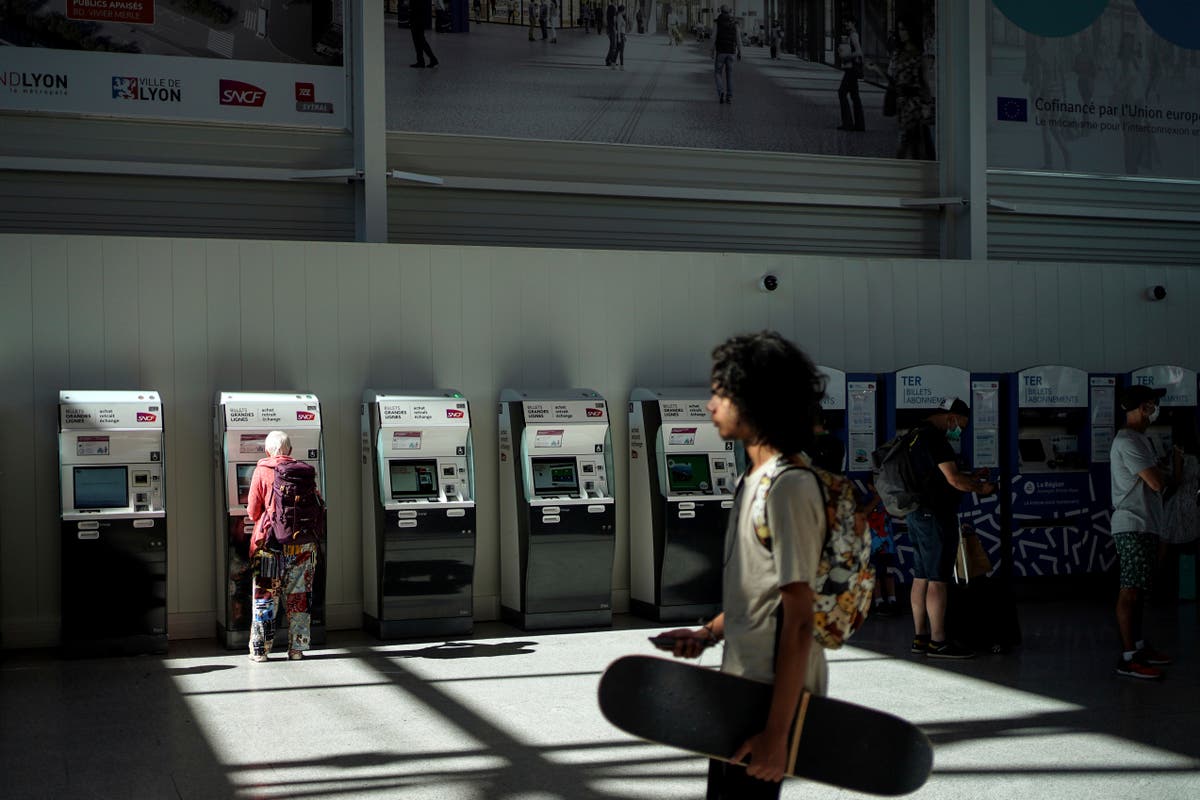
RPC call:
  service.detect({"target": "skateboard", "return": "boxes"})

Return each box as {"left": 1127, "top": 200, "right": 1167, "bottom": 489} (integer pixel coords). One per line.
{"left": 598, "top": 655, "right": 933, "bottom": 796}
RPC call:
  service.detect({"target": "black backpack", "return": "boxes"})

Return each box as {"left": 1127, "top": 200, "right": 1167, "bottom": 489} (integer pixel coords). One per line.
{"left": 266, "top": 460, "right": 325, "bottom": 544}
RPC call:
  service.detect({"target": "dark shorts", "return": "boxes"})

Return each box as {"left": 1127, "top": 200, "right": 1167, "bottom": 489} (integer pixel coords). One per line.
{"left": 905, "top": 508, "right": 957, "bottom": 581}
{"left": 1113, "top": 531, "right": 1157, "bottom": 590}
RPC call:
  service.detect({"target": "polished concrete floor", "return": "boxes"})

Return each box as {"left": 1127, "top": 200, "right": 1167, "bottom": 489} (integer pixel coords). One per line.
{"left": 3, "top": 596, "right": 1200, "bottom": 799}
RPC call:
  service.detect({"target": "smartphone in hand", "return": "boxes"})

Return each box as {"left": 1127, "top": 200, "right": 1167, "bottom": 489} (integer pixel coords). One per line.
{"left": 648, "top": 634, "right": 713, "bottom": 652}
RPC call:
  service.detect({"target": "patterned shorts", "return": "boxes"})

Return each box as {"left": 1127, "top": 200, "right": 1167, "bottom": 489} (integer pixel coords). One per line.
{"left": 1113, "top": 531, "right": 1157, "bottom": 591}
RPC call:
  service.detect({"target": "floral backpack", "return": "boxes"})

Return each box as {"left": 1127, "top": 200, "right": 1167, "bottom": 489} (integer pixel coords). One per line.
{"left": 749, "top": 454, "right": 875, "bottom": 649}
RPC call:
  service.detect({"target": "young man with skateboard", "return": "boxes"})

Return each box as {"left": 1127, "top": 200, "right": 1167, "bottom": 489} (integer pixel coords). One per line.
{"left": 664, "top": 331, "right": 829, "bottom": 798}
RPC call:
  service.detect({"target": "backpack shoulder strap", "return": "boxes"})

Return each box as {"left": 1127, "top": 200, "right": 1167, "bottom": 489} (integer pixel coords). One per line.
{"left": 750, "top": 455, "right": 809, "bottom": 550}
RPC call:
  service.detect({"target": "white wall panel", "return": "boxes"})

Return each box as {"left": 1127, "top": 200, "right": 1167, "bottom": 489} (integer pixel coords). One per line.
{"left": 0, "top": 234, "right": 1193, "bottom": 646}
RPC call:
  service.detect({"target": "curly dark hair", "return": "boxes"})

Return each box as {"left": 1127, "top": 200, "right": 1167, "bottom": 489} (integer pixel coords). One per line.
{"left": 710, "top": 331, "right": 826, "bottom": 456}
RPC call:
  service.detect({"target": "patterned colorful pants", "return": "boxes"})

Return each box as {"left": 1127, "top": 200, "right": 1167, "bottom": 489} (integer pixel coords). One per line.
{"left": 250, "top": 543, "right": 317, "bottom": 657}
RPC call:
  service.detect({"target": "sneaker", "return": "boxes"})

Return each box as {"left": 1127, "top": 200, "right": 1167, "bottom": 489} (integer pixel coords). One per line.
{"left": 288, "top": 650, "right": 304, "bottom": 661}
{"left": 927, "top": 641, "right": 975, "bottom": 659}
{"left": 409, "top": 62, "right": 427, "bottom": 69}
{"left": 1138, "top": 647, "right": 1172, "bottom": 666}
{"left": 248, "top": 653, "right": 268, "bottom": 663}
{"left": 1116, "top": 656, "right": 1163, "bottom": 679}
{"left": 718, "top": 93, "right": 725, "bottom": 104}
{"left": 911, "top": 634, "right": 930, "bottom": 655}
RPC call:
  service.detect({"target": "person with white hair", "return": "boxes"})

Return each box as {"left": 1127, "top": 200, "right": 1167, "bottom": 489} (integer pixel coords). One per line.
{"left": 246, "top": 430, "right": 323, "bottom": 662}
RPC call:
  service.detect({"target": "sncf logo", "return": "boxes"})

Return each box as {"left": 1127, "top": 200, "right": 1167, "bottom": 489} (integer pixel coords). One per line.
{"left": 296, "top": 411, "right": 316, "bottom": 421}
{"left": 136, "top": 412, "right": 157, "bottom": 422}
{"left": 446, "top": 409, "right": 465, "bottom": 419}
{"left": 586, "top": 408, "right": 604, "bottom": 417}
{"left": 219, "top": 79, "right": 266, "bottom": 107}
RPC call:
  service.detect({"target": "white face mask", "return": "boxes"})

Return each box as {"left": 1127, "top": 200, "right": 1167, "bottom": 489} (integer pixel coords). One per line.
{"left": 1148, "top": 405, "right": 1161, "bottom": 424}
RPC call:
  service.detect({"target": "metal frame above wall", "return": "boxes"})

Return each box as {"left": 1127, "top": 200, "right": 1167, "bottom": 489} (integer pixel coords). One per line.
{"left": 385, "top": 132, "right": 948, "bottom": 256}
{"left": 987, "top": 170, "right": 1200, "bottom": 266}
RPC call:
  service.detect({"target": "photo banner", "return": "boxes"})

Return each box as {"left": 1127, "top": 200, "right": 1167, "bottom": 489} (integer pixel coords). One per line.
{"left": 383, "top": 1, "right": 940, "bottom": 161}
{"left": 0, "top": 1, "right": 348, "bottom": 128}
{"left": 988, "top": 0, "right": 1200, "bottom": 179}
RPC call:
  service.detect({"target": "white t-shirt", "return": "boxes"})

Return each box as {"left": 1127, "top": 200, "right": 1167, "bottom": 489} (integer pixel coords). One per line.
{"left": 720, "top": 460, "right": 828, "bottom": 694}
{"left": 1110, "top": 428, "right": 1163, "bottom": 535}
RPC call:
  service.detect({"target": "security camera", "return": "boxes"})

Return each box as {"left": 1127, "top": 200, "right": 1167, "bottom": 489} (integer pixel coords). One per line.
{"left": 758, "top": 274, "right": 780, "bottom": 293}
{"left": 1146, "top": 285, "right": 1167, "bottom": 301}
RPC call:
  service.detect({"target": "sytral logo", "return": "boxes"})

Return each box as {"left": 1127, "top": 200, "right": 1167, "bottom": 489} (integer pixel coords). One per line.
{"left": 294, "top": 81, "right": 334, "bottom": 114}
{"left": 446, "top": 409, "right": 465, "bottom": 419}
{"left": 296, "top": 411, "right": 316, "bottom": 421}
{"left": 136, "top": 412, "right": 157, "bottom": 422}
{"left": 220, "top": 79, "right": 266, "bottom": 107}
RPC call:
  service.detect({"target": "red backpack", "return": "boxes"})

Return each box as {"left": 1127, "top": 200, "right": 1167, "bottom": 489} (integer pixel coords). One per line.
{"left": 266, "top": 460, "right": 325, "bottom": 544}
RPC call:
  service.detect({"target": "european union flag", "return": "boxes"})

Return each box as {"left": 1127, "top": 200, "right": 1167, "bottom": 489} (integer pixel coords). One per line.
{"left": 997, "top": 96, "right": 1028, "bottom": 122}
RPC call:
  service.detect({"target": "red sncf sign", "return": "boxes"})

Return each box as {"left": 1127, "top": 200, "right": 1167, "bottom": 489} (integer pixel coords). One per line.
{"left": 296, "top": 411, "right": 316, "bottom": 421}
{"left": 136, "top": 412, "right": 157, "bottom": 422}
{"left": 586, "top": 408, "right": 604, "bottom": 417}
{"left": 446, "top": 409, "right": 465, "bottom": 419}
{"left": 219, "top": 79, "right": 266, "bottom": 107}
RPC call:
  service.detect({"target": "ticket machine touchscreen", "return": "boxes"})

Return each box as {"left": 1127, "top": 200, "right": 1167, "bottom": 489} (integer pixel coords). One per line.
{"left": 389, "top": 460, "right": 439, "bottom": 500}
{"left": 73, "top": 466, "right": 129, "bottom": 509}
{"left": 235, "top": 463, "right": 255, "bottom": 506}
{"left": 666, "top": 454, "right": 711, "bottom": 494}
{"left": 532, "top": 458, "right": 579, "bottom": 497}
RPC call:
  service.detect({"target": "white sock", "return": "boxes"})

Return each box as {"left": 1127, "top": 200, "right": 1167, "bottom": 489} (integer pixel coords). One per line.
{"left": 1123, "top": 649, "right": 1137, "bottom": 662}
{"left": 1135, "top": 639, "right": 1146, "bottom": 651}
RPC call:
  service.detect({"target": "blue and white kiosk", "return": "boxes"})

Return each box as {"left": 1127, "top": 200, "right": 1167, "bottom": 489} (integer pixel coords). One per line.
{"left": 361, "top": 389, "right": 476, "bottom": 638}
{"left": 628, "top": 388, "right": 740, "bottom": 622}
{"left": 1007, "top": 366, "right": 1119, "bottom": 577}
{"left": 1127, "top": 365, "right": 1199, "bottom": 461}
{"left": 214, "top": 392, "right": 327, "bottom": 650}
{"left": 818, "top": 366, "right": 881, "bottom": 481}
{"left": 884, "top": 366, "right": 1004, "bottom": 578}
{"left": 59, "top": 390, "right": 167, "bottom": 655}
{"left": 498, "top": 389, "right": 617, "bottom": 630}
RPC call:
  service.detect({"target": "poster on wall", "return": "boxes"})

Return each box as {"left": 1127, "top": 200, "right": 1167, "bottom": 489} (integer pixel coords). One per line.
{"left": 988, "top": 0, "right": 1200, "bottom": 179}
{"left": 384, "top": 0, "right": 939, "bottom": 161}
{"left": 0, "top": 1, "right": 348, "bottom": 128}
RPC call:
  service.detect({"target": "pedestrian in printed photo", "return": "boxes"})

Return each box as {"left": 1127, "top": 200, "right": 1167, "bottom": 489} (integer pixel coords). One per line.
{"left": 870, "top": 16, "right": 933, "bottom": 159}
{"left": 836, "top": 18, "right": 865, "bottom": 131}
{"left": 548, "top": 0, "right": 559, "bottom": 43}
{"left": 605, "top": 0, "right": 618, "bottom": 66}
{"left": 712, "top": 5, "right": 740, "bottom": 104}
{"left": 529, "top": 0, "right": 538, "bottom": 40}
{"left": 614, "top": 4, "right": 628, "bottom": 69}
{"left": 539, "top": 0, "right": 549, "bottom": 40}
{"left": 408, "top": 0, "right": 439, "bottom": 68}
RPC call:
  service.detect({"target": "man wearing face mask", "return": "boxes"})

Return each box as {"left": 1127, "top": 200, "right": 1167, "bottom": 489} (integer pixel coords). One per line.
{"left": 1110, "top": 384, "right": 1171, "bottom": 679}
{"left": 904, "top": 397, "right": 995, "bottom": 659}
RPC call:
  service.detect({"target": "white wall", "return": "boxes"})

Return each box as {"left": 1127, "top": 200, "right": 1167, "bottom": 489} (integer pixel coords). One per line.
{"left": 1, "top": 234, "right": 1194, "bottom": 646}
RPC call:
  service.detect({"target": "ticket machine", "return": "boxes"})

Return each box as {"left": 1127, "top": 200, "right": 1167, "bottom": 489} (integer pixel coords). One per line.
{"left": 214, "top": 392, "right": 326, "bottom": 650}
{"left": 59, "top": 390, "right": 167, "bottom": 655}
{"left": 1126, "top": 365, "right": 1199, "bottom": 461}
{"left": 1006, "top": 366, "right": 1118, "bottom": 576}
{"left": 884, "top": 366, "right": 1005, "bottom": 579}
{"left": 628, "top": 388, "right": 740, "bottom": 622}
{"left": 498, "top": 389, "right": 616, "bottom": 630}
{"left": 818, "top": 367, "right": 882, "bottom": 480}
{"left": 361, "top": 390, "right": 476, "bottom": 638}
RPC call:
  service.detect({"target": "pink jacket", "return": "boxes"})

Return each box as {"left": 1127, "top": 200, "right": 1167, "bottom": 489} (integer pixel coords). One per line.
{"left": 247, "top": 454, "right": 294, "bottom": 555}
